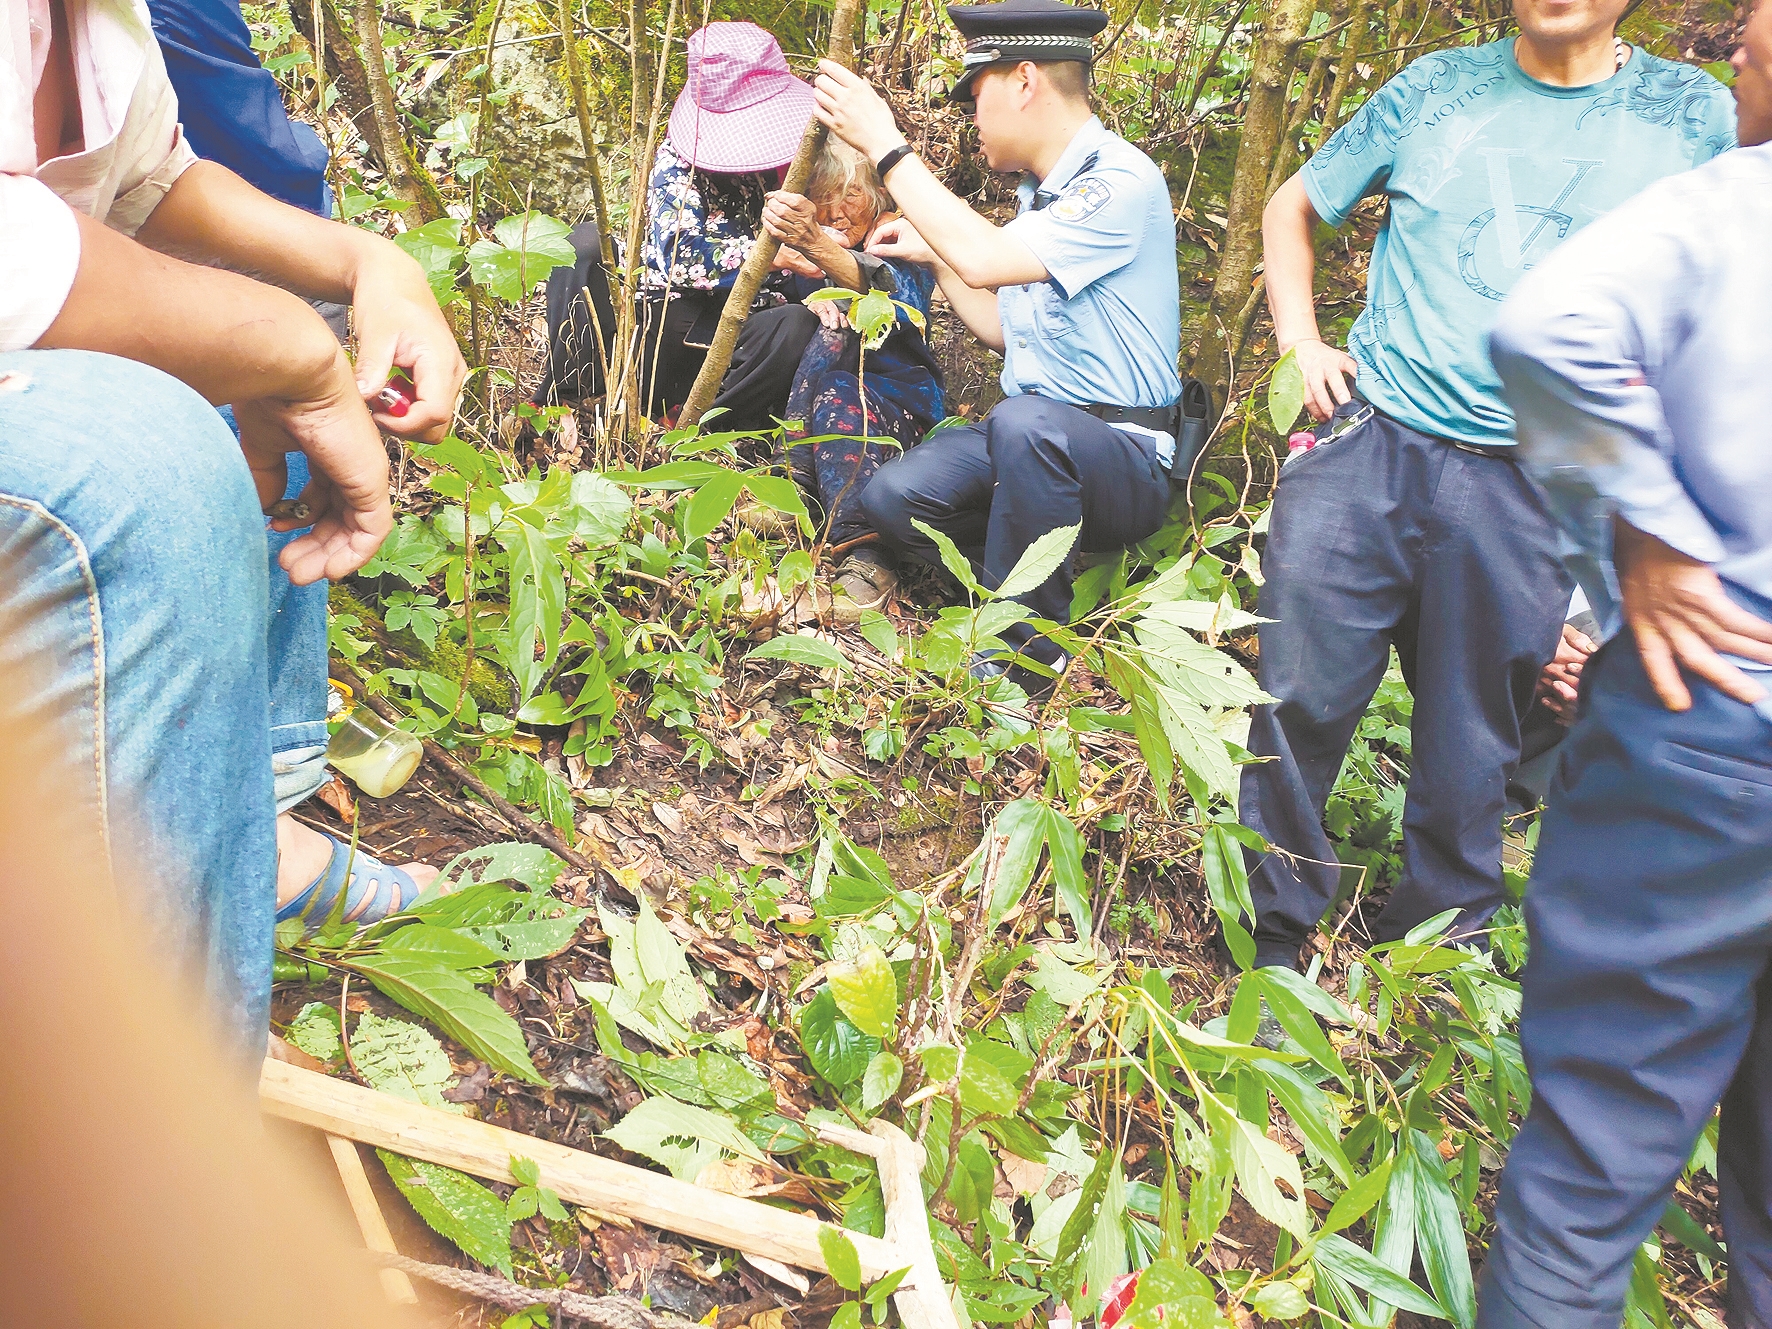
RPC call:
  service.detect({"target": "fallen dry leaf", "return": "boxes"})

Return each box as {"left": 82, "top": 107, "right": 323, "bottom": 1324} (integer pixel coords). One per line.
{"left": 1001, "top": 1153, "right": 1050, "bottom": 1197}
{"left": 740, "top": 1254, "right": 809, "bottom": 1296}
{"left": 315, "top": 774, "right": 358, "bottom": 822}
{"left": 652, "top": 801, "right": 686, "bottom": 836}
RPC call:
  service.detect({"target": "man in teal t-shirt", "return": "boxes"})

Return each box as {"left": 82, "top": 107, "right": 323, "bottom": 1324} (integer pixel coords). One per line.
{"left": 1237, "top": 0, "right": 1735, "bottom": 972}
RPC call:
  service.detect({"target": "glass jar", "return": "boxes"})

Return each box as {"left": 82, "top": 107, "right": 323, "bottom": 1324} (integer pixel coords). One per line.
{"left": 326, "top": 682, "right": 423, "bottom": 798}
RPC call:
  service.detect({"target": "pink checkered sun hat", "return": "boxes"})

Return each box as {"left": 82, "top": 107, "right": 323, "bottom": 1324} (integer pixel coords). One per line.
{"left": 667, "top": 23, "right": 816, "bottom": 174}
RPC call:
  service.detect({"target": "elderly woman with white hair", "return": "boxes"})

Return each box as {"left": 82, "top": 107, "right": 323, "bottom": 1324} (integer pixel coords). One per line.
{"left": 762, "top": 138, "right": 946, "bottom": 620}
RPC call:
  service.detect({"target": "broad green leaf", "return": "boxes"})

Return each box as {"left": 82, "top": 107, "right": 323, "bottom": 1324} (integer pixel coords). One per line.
{"left": 347, "top": 953, "right": 544, "bottom": 1083}
{"left": 567, "top": 471, "right": 633, "bottom": 545}
{"left": 748, "top": 634, "right": 850, "bottom": 671}
{"left": 697, "top": 1051, "right": 773, "bottom": 1113}
{"left": 1409, "top": 1128, "right": 1476, "bottom": 1329}
{"left": 1268, "top": 346, "right": 1306, "bottom": 434}
{"left": 828, "top": 1305, "right": 863, "bottom": 1329}
{"left": 1203, "top": 1091, "right": 1309, "bottom": 1237}
{"left": 379, "top": 1151, "right": 513, "bottom": 1274}
{"left": 1251, "top": 1280, "right": 1311, "bottom": 1321}
{"left": 859, "top": 609, "right": 899, "bottom": 661}
{"left": 801, "top": 988, "right": 878, "bottom": 1087}
{"left": 490, "top": 211, "right": 577, "bottom": 263}
{"left": 683, "top": 470, "right": 746, "bottom": 542}
{"left": 432, "top": 844, "right": 565, "bottom": 892}
{"left": 603, "top": 1096, "right": 763, "bottom": 1182}
{"left": 995, "top": 522, "right": 1082, "bottom": 601}
{"left": 983, "top": 799, "right": 1049, "bottom": 928}
{"left": 1312, "top": 1232, "right": 1446, "bottom": 1318}
{"left": 1077, "top": 1155, "right": 1129, "bottom": 1310}
{"left": 1318, "top": 1156, "right": 1392, "bottom": 1236}
{"left": 743, "top": 474, "right": 814, "bottom": 536}
{"left": 829, "top": 945, "right": 897, "bottom": 1038}
{"left": 393, "top": 218, "right": 465, "bottom": 303}
{"left": 1259, "top": 1061, "right": 1354, "bottom": 1185}
{"left": 632, "top": 893, "right": 708, "bottom": 1026}
{"left": 1043, "top": 806, "right": 1091, "bottom": 935}
{"left": 510, "top": 1156, "right": 541, "bottom": 1186}
{"left": 1372, "top": 1140, "right": 1420, "bottom": 1325}
{"left": 819, "top": 1224, "right": 863, "bottom": 1292}
{"left": 1048, "top": 1145, "right": 1117, "bottom": 1304}
{"left": 352, "top": 1011, "right": 461, "bottom": 1110}
{"left": 286, "top": 1002, "right": 342, "bottom": 1063}
{"left": 505, "top": 522, "right": 566, "bottom": 704}
{"left": 506, "top": 1187, "right": 540, "bottom": 1220}
{"left": 381, "top": 922, "right": 505, "bottom": 969}
{"left": 861, "top": 1050, "right": 904, "bottom": 1111}
{"left": 1660, "top": 1198, "right": 1726, "bottom": 1261}
{"left": 911, "top": 518, "right": 986, "bottom": 597}
{"left": 1256, "top": 969, "right": 1352, "bottom": 1087}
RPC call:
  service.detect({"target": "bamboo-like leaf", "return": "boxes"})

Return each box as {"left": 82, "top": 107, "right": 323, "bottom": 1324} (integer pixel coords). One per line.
{"left": 1409, "top": 1129, "right": 1477, "bottom": 1329}
{"left": 1312, "top": 1232, "right": 1446, "bottom": 1318}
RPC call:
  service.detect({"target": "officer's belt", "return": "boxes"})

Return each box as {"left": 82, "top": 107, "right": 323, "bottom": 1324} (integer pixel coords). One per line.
{"left": 1078, "top": 402, "right": 1178, "bottom": 434}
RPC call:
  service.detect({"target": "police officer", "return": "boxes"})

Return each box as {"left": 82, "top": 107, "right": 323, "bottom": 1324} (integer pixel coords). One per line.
{"left": 812, "top": 0, "right": 1182, "bottom": 687}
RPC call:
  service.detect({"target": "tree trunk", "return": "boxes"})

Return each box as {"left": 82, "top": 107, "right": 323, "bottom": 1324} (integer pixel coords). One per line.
{"left": 558, "top": 0, "right": 614, "bottom": 267}
{"left": 1315, "top": 0, "right": 1368, "bottom": 147}
{"left": 1267, "top": 0, "right": 1343, "bottom": 197}
{"left": 1186, "top": 0, "right": 1319, "bottom": 405}
{"left": 350, "top": 0, "right": 446, "bottom": 221}
{"left": 290, "top": 0, "right": 377, "bottom": 162}
{"left": 676, "top": 0, "right": 866, "bottom": 428}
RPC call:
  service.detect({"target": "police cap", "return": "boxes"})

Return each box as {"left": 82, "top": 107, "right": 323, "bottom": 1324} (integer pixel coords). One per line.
{"left": 944, "top": 0, "right": 1109, "bottom": 105}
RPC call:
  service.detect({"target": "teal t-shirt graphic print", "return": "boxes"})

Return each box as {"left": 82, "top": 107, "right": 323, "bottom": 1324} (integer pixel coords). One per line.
{"left": 1302, "top": 39, "right": 1735, "bottom": 446}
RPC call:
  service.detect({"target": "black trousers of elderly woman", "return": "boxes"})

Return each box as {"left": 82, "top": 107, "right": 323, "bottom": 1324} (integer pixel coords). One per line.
{"left": 531, "top": 223, "right": 817, "bottom": 432}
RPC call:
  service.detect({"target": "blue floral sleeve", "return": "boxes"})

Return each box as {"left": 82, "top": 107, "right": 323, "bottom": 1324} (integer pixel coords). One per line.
{"left": 640, "top": 141, "right": 760, "bottom": 292}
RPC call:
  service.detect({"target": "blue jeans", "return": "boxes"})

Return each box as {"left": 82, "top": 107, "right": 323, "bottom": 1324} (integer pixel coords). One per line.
{"left": 0, "top": 349, "right": 328, "bottom": 1055}
{"left": 1478, "top": 632, "right": 1772, "bottom": 1329}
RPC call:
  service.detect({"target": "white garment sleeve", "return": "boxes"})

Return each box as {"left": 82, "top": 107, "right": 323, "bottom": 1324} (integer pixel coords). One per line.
{"left": 0, "top": 174, "right": 81, "bottom": 352}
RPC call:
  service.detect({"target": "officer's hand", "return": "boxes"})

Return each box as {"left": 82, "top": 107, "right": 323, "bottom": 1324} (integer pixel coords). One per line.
{"left": 1616, "top": 518, "right": 1772, "bottom": 711}
{"left": 763, "top": 191, "right": 824, "bottom": 251}
{"left": 867, "top": 216, "right": 937, "bottom": 268}
{"left": 1536, "top": 622, "right": 1596, "bottom": 723}
{"left": 813, "top": 60, "right": 905, "bottom": 160}
{"left": 771, "top": 245, "right": 824, "bottom": 278}
{"left": 1285, "top": 337, "right": 1359, "bottom": 422}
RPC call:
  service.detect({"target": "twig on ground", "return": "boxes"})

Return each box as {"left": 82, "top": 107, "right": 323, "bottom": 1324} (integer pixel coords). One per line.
{"left": 366, "top": 1251, "right": 701, "bottom": 1328}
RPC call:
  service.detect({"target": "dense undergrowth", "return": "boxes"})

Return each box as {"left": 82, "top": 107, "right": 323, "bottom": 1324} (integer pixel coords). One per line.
{"left": 249, "top": 0, "right": 1742, "bottom": 1324}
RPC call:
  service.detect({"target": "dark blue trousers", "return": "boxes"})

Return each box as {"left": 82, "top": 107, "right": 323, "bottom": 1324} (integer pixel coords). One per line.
{"left": 860, "top": 395, "right": 1171, "bottom": 664}
{"left": 1240, "top": 401, "right": 1571, "bottom": 966}
{"left": 1479, "top": 634, "right": 1772, "bottom": 1329}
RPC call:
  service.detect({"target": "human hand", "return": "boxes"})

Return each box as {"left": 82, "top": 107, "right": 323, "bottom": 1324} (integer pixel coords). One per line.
{"left": 812, "top": 60, "right": 906, "bottom": 161}
{"left": 1283, "top": 337, "right": 1359, "bottom": 422}
{"left": 1536, "top": 621, "right": 1597, "bottom": 723}
{"left": 771, "top": 245, "right": 824, "bottom": 278}
{"left": 866, "top": 216, "right": 936, "bottom": 268}
{"left": 348, "top": 247, "right": 466, "bottom": 442}
{"left": 235, "top": 345, "right": 393, "bottom": 585}
{"left": 1616, "top": 518, "right": 1772, "bottom": 711}
{"left": 763, "top": 191, "right": 825, "bottom": 252}
{"left": 807, "top": 299, "right": 848, "bottom": 331}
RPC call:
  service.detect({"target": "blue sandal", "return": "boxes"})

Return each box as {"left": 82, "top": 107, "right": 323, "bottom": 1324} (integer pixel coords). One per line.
{"left": 276, "top": 832, "right": 425, "bottom": 930}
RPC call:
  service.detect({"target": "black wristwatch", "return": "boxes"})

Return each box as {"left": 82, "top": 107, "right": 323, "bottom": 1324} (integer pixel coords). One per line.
{"left": 876, "top": 144, "right": 915, "bottom": 180}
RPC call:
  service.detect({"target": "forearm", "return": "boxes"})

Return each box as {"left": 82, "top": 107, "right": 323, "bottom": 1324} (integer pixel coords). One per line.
{"left": 135, "top": 160, "right": 413, "bottom": 305}
{"left": 802, "top": 234, "right": 865, "bottom": 292}
{"left": 1262, "top": 175, "right": 1324, "bottom": 350}
{"left": 882, "top": 156, "right": 1043, "bottom": 290}
{"left": 935, "top": 261, "right": 1003, "bottom": 351}
{"left": 37, "top": 211, "right": 342, "bottom": 405}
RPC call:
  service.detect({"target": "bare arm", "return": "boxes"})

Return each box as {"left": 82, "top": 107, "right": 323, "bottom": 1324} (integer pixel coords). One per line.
{"left": 37, "top": 211, "right": 391, "bottom": 585}
{"left": 1263, "top": 173, "right": 1357, "bottom": 421}
{"left": 865, "top": 216, "right": 1003, "bottom": 350}
{"left": 135, "top": 162, "right": 463, "bottom": 440}
{"left": 760, "top": 192, "right": 864, "bottom": 291}
{"left": 811, "top": 62, "right": 1047, "bottom": 291}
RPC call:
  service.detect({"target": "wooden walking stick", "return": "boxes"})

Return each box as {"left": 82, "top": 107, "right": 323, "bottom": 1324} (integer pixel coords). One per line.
{"left": 675, "top": 0, "right": 866, "bottom": 428}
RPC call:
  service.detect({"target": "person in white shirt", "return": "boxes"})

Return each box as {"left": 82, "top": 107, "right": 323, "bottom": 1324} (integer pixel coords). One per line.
{"left": 0, "top": 0, "right": 464, "bottom": 1053}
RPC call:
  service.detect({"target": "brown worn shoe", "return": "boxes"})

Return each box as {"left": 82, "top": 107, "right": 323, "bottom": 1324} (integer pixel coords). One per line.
{"left": 830, "top": 555, "right": 896, "bottom": 625}
{"left": 733, "top": 497, "right": 795, "bottom": 539}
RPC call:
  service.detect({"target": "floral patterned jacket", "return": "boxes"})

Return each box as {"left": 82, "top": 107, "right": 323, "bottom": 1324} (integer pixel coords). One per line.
{"left": 640, "top": 139, "right": 775, "bottom": 294}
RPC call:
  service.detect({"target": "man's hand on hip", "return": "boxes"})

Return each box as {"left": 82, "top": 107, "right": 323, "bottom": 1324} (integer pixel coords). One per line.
{"left": 1616, "top": 518, "right": 1772, "bottom": 711}
{"left": 1284, "top": 337, "right": 1359, "bottom": 422}
{"left": 813, "top": 61, "right": 906, "bottom": 161}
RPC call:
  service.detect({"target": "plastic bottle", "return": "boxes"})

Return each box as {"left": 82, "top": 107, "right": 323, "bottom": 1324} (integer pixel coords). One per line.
{"left": 326, "top": 681, "right": 423, "bottom": 798}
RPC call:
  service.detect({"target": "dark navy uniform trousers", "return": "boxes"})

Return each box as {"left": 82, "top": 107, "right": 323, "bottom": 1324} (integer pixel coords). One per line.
{"left": 861, "top": 395, "right": 1171, "bottom": 664}
{"left": 1479, "top": 633, "right": 1772, "bottom": 1328}
{"left": 1240, "top": 400, "right": 1571, "bottom": 966}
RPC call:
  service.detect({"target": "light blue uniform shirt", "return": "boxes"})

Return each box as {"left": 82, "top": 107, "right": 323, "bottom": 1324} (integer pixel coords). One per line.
{"left": 1490, "top": 143, "right": 1772, "bottom": 689}
{"left": 1303, "top": 39, "right": 1735, "bottom": 447}
{"left": 999, "top": 117, "right": 1182, "bottom": 437}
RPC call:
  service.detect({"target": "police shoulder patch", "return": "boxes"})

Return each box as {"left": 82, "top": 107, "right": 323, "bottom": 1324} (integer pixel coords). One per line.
{"left": 1050, "top": 177, "right": 1112, "bottom": 223}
